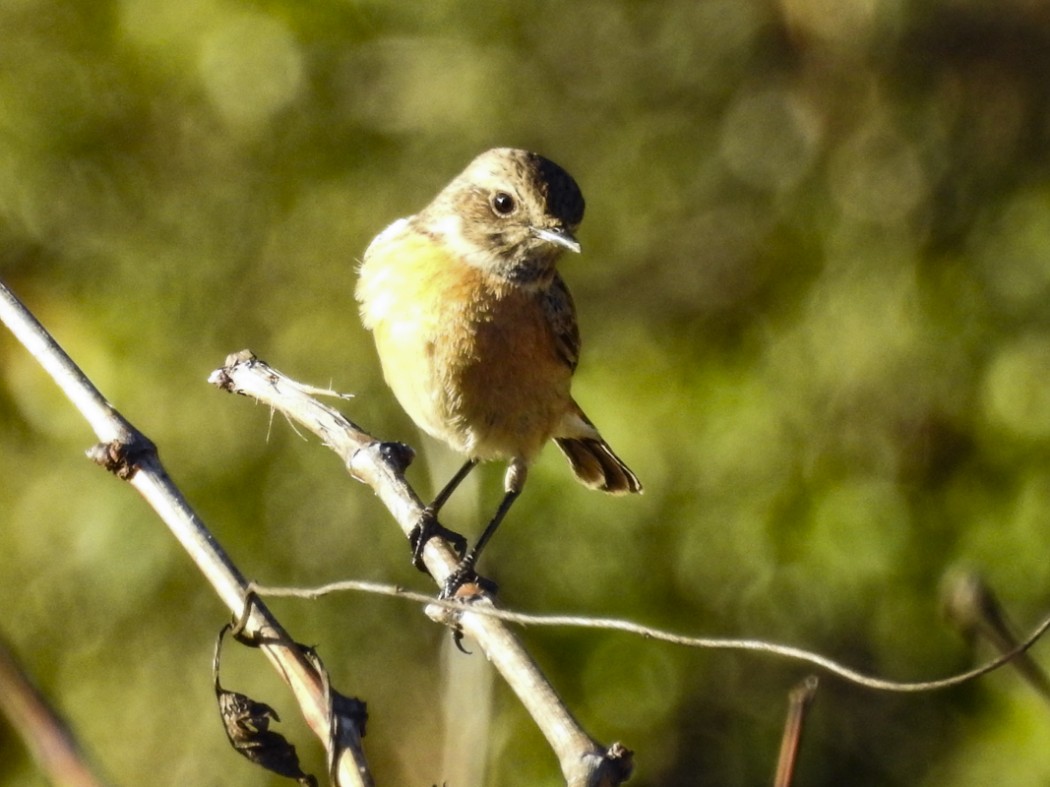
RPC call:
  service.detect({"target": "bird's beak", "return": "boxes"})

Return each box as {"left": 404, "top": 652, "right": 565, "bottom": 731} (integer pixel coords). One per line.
{"left": 532, "top": 226, "right": 581, "bottom": 254}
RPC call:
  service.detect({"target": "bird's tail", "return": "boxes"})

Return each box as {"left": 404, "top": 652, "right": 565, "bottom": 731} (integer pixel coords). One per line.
{"left": 555, "top": 436, "right": 642, "bottom": 495}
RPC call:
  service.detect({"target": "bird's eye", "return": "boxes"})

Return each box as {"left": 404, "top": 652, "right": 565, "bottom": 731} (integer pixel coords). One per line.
{"left": 491, "top": 191, "right": 516, "bottom": 216}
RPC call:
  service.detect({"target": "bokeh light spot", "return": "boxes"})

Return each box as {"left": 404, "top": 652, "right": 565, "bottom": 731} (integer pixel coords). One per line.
{"left": 720, "top": 87, "right": 822, "bottom": 192}
{"left": 828, "top": 123, "right": 928, "bottom": 226}
{"left": 981, "top": 333, "right": 1050, "bottom": 440}
{"left": 198, "top": 11, "right": 303, "bottom": 132}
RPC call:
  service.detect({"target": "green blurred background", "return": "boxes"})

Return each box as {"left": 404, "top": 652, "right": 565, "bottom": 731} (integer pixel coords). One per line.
{"left": 3, "top": 0, "right": 1050, "bottom": 784}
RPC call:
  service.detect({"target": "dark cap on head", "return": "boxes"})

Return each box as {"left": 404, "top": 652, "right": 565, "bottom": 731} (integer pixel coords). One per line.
{"left": 455, "top": 148, "right": 585, "bottom": 230}
{"left": 414, "top": 148, "right": 586, "bottom": 283}
{"left": 491, "top": 148, "right": 585, "bottom": 228}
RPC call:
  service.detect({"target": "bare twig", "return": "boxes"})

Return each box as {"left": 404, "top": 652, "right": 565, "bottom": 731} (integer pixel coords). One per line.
{"left": 251, "top": 578, "right": 1050, "bottom": 694}
{"left": 0, "top": 281, "right": 372, "bottom": 787}
{"left": 0, "top": 634, "right": 106, "bottom": 787}
{"left": 773, "top": 676, "right": 818, "bottom": 787}
{"left": 210, "top": 350, "right": 634, "bottom": 787}
{"left": 943, "top": 569, "right": 1050, "bottom": 702}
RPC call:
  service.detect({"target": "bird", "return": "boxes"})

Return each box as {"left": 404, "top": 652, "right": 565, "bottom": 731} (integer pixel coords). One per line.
{"left": 356, "top": 147, "right": 642, "bottom": 594}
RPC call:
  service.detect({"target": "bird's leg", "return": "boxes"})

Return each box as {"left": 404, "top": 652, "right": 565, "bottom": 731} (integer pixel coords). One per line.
{"left": 410, "top": 458, "right": 478, "bottom": 571}
{"left": 441, "top": 460, "right": 527, "bottom": 598}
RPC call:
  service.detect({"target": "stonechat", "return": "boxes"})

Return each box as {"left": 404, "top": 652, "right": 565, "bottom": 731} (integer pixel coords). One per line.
{"left": 356, "top": 147, "right": 641, "bottom": 592}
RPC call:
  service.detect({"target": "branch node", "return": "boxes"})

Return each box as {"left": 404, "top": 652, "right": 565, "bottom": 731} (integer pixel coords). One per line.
{"left": 347, "top": 440, "right": 416, "bottom": 484}
{"left": 378, "top": 440, "right": 415, "bottom": 472}
{"left": 577, "top": 742, "right": 633, "bottom": 786}
{"left": 603, "top": 742, "right": 634, "bottom": 781}
{"left": 85, "top": 434, "right": 156, "bottom": 480}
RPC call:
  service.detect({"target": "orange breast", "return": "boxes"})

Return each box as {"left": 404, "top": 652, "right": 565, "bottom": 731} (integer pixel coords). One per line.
{"left": 357, "top": 229, "right": 573, "bottom": 461}
{"left": 450, "top": 283, "right": 573, "bottom": 460}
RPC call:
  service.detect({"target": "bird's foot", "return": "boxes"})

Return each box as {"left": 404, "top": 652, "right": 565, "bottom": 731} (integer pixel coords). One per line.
{"left": 437, "top": 556, "right": 498, "bottom": 654}
{"left": 409, "top": 508, "right": 467, "bottom": 573}
{"left": 439, "top": 557, "right": 498, "bottom": 601}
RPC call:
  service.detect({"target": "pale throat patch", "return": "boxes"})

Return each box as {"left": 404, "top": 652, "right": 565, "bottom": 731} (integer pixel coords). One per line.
{"left": 425, "top": 212, "right": 499, "bottom": 271}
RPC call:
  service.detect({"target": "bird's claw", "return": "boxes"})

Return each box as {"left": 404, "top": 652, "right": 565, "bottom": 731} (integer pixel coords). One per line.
{"left": 439, "top": 559, "right": 498, "bottom": 601}
{"left": 439, "top": 560, "right": 498, "bottom": 653}
{"left": 409, "top": 508, "right": 468, "bottom": 573}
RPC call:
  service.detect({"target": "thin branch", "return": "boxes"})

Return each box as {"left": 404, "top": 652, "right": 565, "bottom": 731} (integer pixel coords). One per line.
{"left": 251, "top": 578, "right": 1050, "bottom": 694}
{"left": 0, "top": 634, "right": 106, "bottom": 787}
{"left": 210, "top": 350, "right": 634, "bottom": 787}
{"left": 773, "top": 676, "right": 818, "bottom": 787}
{"left": 0, "top": 288, "right": 126, "bottom": 446}
{"left": 943, "top": 570, "right": 1050, "bottom": 702}
{"left": 0, "top": 281, "right": 372, "bottom": 787}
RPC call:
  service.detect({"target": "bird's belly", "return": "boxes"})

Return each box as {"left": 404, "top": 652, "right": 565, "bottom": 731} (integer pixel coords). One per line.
{"left": 375, "top": 295, "right": 571, "bottom": 462}
{"left": 455, "top": 328, "right": 572, "bottom": 461}
{"left": 359, "top": 231, "right": 572, "bottom": 462}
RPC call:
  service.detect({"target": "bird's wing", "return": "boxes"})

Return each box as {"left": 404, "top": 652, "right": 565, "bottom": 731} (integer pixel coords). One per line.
{"left": 541, "top": 273, "right": 580, "bottom": 371}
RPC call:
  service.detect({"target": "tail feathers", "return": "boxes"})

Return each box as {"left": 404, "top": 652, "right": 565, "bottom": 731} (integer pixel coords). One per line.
{"left": 555, "top": 437, "right": 642, "bottom": 495}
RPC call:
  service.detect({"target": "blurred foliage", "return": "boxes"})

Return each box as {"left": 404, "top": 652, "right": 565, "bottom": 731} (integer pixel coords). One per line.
{"left": 3, "top": 0, "right": 1050, "bottom": 784}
